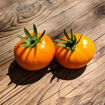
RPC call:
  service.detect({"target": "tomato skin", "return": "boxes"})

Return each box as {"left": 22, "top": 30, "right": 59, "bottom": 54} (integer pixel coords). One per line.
{"left": 14, "top": 33, "right": 55, "bottom": 71}
{"left": 55, "top": 33, "right": 95, "bottom": 69}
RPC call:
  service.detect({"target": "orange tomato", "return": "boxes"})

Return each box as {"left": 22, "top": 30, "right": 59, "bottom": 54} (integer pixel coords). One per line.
{"left": 55, "top": 30, "right": 95, "bottom": 69}
{"left": 14, "top": 25, "right": 55, "bottom": 71}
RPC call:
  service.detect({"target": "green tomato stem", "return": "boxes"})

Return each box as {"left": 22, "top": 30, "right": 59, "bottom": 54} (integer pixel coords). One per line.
{"left": 18, "top": 24, "right": 45, "bottom": 48}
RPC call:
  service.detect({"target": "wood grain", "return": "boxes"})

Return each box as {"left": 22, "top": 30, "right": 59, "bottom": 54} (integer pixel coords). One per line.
{"left": 0, "top": 0, "right": 105, "bottom": 105}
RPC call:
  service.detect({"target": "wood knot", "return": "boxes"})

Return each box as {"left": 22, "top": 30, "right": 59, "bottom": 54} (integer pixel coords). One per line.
{"left": 98, "top": 6, "right": 105, "bottom": 15}
{"left": 16, "top": 2, "right": 41, "bottom": 19}
{"left": 94, "top": 5, "right": 105, "bottom": 18}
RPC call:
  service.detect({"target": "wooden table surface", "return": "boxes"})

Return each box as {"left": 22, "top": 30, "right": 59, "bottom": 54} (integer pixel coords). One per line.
{"left": 0, "top": 0, "right": 105, "bottom": 105}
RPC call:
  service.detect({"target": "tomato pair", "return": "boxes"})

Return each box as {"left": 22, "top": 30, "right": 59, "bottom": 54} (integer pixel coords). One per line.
{"left": 14, "top": 25, "right": 95, "bottom": 71}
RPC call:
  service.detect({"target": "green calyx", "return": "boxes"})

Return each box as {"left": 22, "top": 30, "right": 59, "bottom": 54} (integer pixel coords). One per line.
{"left": 18, "top": 24, "right": 45, "bottom": 48}
{"left": 55, "top": 29, "right": 82, "bottom": 51}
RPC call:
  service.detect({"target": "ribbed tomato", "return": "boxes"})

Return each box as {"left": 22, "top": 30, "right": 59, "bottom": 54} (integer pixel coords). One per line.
{"left": 14, "top": 24, "right": 55, "bottom": 71}
{"left": 55, "top": 29, "right": 95, "bottom": 69}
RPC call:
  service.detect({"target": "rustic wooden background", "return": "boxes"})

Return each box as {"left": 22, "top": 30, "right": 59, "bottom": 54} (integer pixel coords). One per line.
{"left": 0, "top": 0, "right": 105, "bottom": 105}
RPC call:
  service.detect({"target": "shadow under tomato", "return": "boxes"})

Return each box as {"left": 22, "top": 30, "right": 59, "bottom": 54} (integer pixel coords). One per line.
{"left": 7, "top": 60, "right": 50, "bottom": 86}
{"left": 8, "top": 58, "right": 86, "bottom": 86}
{"left": 50, "top": 58, "right": 86, "bottom": 83}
